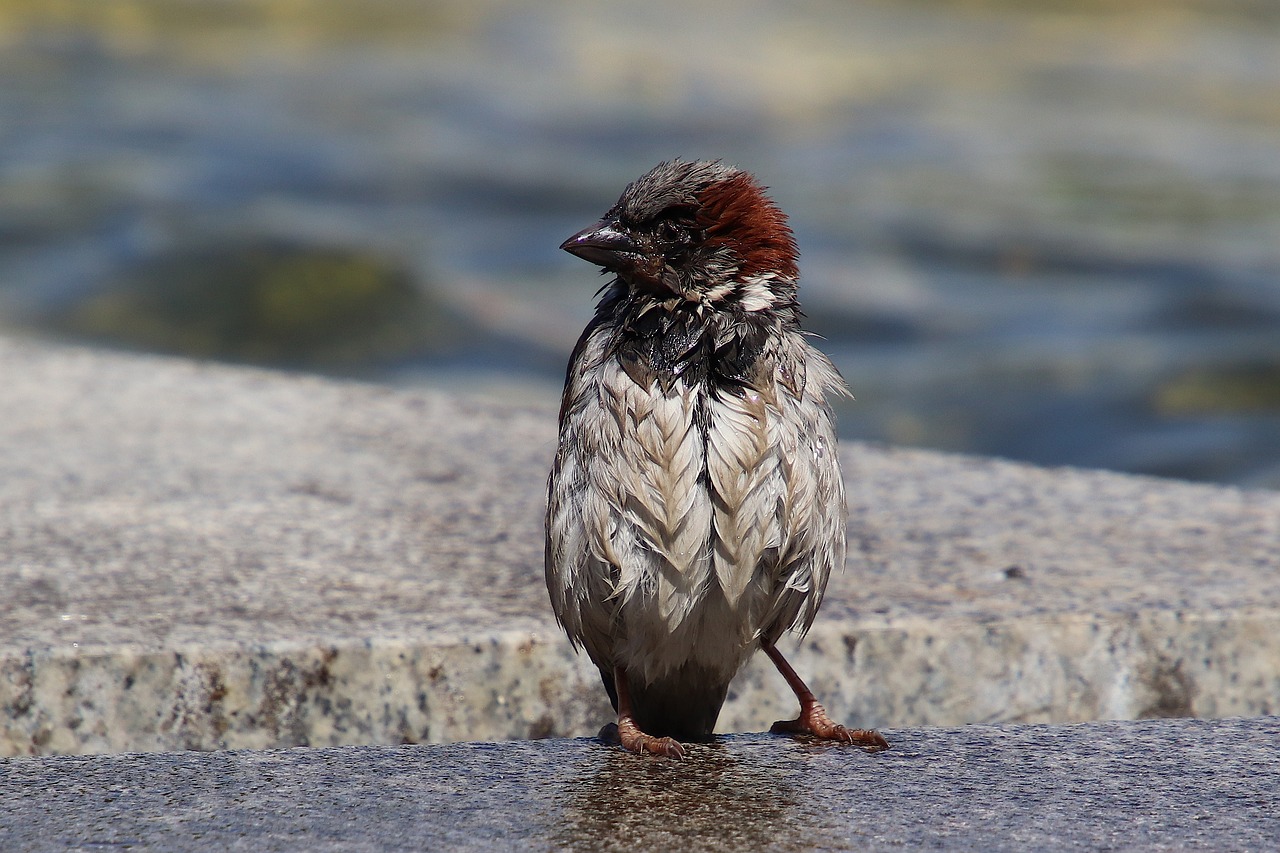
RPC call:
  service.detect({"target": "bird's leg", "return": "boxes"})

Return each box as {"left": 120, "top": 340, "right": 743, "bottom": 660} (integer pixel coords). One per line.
{"left": 612, "top": 666, "right": 686, "bottom": 759}
{"left": 763, "top": 642, "right": 889, "bottom": 750}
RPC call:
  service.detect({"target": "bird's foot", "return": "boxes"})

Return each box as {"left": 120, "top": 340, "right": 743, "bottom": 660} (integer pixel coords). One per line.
{"left": 614, "top": 717, "right": 686, "bottom": 759}
{"left": 770, "top": 701, "right": 889, "bottom": 751}
{"left": 762, "top": 642, "right": 888, "bottom": 750}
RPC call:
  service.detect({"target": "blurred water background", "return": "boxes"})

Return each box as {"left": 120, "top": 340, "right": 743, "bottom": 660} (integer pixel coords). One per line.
{"left": 1, "top": 0, "right": 1278, "bottom": 487}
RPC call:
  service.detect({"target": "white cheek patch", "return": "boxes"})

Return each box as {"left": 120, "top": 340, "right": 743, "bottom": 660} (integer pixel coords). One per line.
{"left": 701, "top": 282, "right": 736, "bottom": 303}
{"left": 737, "top": 273, "right": 780, "bottom": 312}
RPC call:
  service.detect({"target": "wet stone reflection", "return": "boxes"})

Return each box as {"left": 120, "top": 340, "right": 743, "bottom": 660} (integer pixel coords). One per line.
{"left": 556, "top": 736, "right": 842, "bottom": 852}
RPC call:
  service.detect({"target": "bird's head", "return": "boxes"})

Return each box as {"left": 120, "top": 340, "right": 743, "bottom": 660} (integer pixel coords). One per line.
{"left": 561, "top": 160, "right": 799, "bottom": 312}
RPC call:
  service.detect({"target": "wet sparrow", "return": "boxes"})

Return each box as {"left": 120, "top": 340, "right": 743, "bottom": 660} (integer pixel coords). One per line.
{"left": 545, "top": 160, "right": 887, "bottom": 757}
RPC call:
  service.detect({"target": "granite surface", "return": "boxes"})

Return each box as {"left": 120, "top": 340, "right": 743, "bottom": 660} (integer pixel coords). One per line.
{"left": 2, "top": 335, "right": 1279, "bottom": 755}
{"left": 3, "top": 716, "right": 1279, "bottom": 851}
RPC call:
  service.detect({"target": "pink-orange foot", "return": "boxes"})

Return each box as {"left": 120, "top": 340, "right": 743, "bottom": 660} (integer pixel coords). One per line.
{"left": 606, "top": 665, "right": 687, "bottom": 758}
{"left": 616, "top": 718, "right": 686, "bottom": 758}
{"left": 762, "top": 643, "right": 889, "bottom": 750}
{"left": 770, "top": 701, "right": 889, "bottom": 750}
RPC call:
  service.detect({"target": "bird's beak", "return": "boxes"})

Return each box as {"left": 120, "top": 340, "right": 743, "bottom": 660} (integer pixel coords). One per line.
{"left": 560, "top": 219, "right": 643, "bottom": 270}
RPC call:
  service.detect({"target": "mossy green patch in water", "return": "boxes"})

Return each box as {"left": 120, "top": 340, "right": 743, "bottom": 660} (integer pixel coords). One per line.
{"left": 1153, "top": 362, "right": 1280, "bottom": 416}
{"left": 52, "top": 242, "right": 460, "bottom": 370}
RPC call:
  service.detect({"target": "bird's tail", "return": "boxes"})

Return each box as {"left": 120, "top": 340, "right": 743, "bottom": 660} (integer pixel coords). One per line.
{"left": 600, "top": 664, "right": 730, "bottom": 740}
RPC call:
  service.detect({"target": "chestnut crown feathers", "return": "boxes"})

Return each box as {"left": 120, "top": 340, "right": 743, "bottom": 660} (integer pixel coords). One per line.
{"left": 561, "top": 159, "right": 799, "bottom": 308}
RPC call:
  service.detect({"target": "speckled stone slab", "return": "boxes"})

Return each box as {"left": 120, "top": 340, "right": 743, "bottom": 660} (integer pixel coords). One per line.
{"left": 2, "top": 336, "right": 1279, "bottom": 756}
{"left": 2, "top": 717, "right": 1278, "bottom": 851}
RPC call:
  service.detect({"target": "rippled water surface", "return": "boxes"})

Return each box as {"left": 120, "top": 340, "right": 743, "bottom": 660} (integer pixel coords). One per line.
{"left": 2, "top": 0, "right": 1278, "bottom": 486}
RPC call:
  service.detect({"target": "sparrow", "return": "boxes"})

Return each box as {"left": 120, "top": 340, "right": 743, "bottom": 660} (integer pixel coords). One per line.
{"left": 545, "top": 159, "right": 887, "bottom": 758}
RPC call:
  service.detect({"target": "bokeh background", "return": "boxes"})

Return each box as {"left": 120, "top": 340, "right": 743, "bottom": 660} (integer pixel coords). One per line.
{"left": 2, "top": 0, "right": 1278, "bottom": 486}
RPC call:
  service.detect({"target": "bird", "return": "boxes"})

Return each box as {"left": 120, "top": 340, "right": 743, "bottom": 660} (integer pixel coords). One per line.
{"left": 545, "top": 159, "right": 888, "bottom": 758}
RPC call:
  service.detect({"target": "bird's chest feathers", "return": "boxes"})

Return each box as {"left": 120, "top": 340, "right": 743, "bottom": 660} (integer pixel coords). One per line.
{"left": 607, "top": 303, "right": 775, "bottom": 398}
{"left": 595, "top": 306, "right": 797, "bottom": 605}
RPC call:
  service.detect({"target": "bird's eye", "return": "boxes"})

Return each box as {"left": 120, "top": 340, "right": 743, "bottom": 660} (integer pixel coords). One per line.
{"left": 654, "top": 205, "right": 699, "bottom": 245}
{"left": 657, "top": 219, "right": 701, "bottom": 254}
{"left": 658, "top": 219, "right": 685, "bottom": 239}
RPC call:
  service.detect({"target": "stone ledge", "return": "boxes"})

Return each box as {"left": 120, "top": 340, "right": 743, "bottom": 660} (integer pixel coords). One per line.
{"left": 2, "top": 335, "right": 1279, "bottom": 756}
{"left": 2, "top": 717, "right": 1278, "bottom": 851}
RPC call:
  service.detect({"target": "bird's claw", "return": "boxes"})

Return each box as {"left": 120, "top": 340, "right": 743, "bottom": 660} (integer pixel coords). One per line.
{"left": 635, "top": 735, "right": 687, "bottom": 759}
{"left": 771, "top": 704, "right": 889, "bottom": 751}
{"left": 616, "top": 718, "right": 687, "bottom": 759}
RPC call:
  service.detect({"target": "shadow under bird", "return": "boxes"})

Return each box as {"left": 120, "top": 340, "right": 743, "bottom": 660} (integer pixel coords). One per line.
{"left": 546, "top": 159, "right": 887, "bottom": 758}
